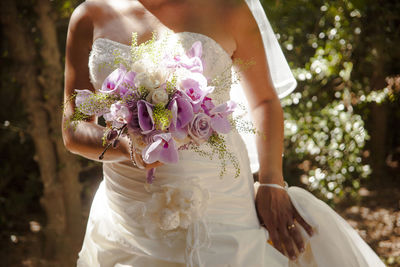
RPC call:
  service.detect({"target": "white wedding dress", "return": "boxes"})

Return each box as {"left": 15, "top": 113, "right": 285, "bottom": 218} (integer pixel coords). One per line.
{"left": 77, "top": 32, "right": 385, "bottom": 267}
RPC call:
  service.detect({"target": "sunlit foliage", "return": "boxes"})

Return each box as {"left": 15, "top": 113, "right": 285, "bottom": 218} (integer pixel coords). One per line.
{"left": 263, "top": 0, "right": 400, "bottom": 201}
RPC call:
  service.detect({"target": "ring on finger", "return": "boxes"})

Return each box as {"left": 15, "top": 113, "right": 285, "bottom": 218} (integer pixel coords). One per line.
{"left": 287, "top": 223, "right": 296, "bottom": 231}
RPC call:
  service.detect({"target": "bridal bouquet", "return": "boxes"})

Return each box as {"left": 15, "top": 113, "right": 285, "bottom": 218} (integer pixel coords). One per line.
{"left": 69, "top": 33, "right": 240, "bottom": 183}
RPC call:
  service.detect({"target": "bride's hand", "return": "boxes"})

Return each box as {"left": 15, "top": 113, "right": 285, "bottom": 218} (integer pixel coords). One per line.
{"left": 121, "top": 137, "right": 163, "bottom": 170}
{"left": 132, "top": 151, "right": 163, "bottom": 170}
{"left": 255, "top": 185, "right": 314, "bottom": 261}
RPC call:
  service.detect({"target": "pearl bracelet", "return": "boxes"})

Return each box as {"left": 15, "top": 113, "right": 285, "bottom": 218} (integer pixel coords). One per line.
{"left": 258, "top": 181, "right": 289, "bottom": 191}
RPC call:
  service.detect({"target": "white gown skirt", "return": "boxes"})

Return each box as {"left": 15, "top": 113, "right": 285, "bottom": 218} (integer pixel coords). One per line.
{"left": 77, "top": 132, "right": 385, "bottom": 267}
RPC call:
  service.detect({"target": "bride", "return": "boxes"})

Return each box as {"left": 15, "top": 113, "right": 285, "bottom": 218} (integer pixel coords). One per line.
{"left": 62, "top": 0, "right": 385, "bottom": 266}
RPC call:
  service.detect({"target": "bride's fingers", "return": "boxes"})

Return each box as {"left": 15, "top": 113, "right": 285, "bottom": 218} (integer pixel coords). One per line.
{"left": 145, "top": 161, "right": 163, "bottom": 169}
{"left": 293, "top": 208, "right": 314, "bottom": 237}
{"left": 133, "top": 152, "right": 163, "bottom": 170}
{"left": 133, "top": 152, "right": 145, "bottom": 169}
{"left": 268, "top": 228, "right": 285, "bottom": 255}
{"left": 278, "top": 226, "right": 297, "bottom": 260}
{"left": 289, "top": 223, "right": 305, "bottom": 253}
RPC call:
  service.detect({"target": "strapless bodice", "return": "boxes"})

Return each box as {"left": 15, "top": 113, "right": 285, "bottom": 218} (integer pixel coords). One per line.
{"left": 89, "top": 32, "right": 234, "bottom": 106}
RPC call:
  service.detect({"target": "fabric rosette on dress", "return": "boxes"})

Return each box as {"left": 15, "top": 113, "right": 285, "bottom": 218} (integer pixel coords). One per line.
{"left": 129, "top": 179, "right": 210, "bottom": 266}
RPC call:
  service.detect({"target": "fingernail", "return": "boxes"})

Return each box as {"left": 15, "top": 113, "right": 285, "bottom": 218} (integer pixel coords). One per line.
{"left": 291, "top": 255, "right": 297, "bottom": 261}
{"left": 300, "top": 247, "right": 305, "bottom": 253}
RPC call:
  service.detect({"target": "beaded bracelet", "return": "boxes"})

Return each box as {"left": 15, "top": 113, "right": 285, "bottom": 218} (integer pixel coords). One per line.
{"left": 127, "top": 135, "right": 138, "bottom": 168}
{"left": 258, "top": 181, "right": 289, "bottom": 192}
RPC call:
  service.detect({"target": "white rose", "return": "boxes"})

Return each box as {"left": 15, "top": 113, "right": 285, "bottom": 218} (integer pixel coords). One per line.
{"left": 131, "top": 59, "right": 150, "bottom": 73}
{"left": 134, "top": 72, "right": 153, "bottom": 89}
{"left": 134, "top": 71, "right": 166, "bottom": 91}
{"left": 146, "top": 89, "right": 169, "bottom": 104}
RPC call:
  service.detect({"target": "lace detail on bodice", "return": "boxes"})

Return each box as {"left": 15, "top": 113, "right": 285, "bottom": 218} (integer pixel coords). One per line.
{"left": 88, "top": 32, "right": 233, "bottom": 104}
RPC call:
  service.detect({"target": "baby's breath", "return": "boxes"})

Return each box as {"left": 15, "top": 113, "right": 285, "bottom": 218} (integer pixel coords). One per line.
{"left": 230, "top": 117, "right": 257, "bottom": 135}
{"left": 153, "top": 103, "right": 172, "bottom": 130}
{"left": 64, "top": 109, "right": 91, "bottom": 130}
{"left": 64, "top": 92, "right": 116, "bottom": 130}
{"left": 113, "top": 49, "right": 130, "bottom": 69}
{"left": 166, "top": 75, "right": 178, "bottom": 97}
{"left": 210, "top": 58, "right": 255, "bottom": 96}
{"left": 192, "top": 134, "right": 241, "bottom": 179}
{"left": 137, "top": 86, "right": 149, "bottom": 99}
{"left": 131, "top": 32, "right": 158, "bottom": 63}
{"left": 76, "top": 93, "right": 115, "bottom": 116}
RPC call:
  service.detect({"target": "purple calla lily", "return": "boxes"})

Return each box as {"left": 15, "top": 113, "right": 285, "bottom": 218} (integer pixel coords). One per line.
{"left": 137, "top": 100, "right": 155, "bottom": 134}
{"left": 168, "top": 93, "right": 194, "bottom": 139}
{"left": 125, "top": 100, "right": 141, "bottom": 134}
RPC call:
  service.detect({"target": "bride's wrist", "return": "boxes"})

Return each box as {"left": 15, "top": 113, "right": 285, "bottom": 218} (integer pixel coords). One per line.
{"left": 257, "top": 181, "right": 288, "bottom": 192}
{"left": 258, "top": 172, "right": 285, "bottom": 187}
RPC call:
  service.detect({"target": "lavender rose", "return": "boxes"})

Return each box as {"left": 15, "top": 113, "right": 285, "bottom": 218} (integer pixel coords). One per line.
{"left": 188, "top": 113, "right": 212, "bottom": 145}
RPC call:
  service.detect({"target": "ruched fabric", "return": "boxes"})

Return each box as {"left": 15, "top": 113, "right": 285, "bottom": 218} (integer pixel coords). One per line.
{"left": 78, "top": 131, "right": 385, "bottom": 267}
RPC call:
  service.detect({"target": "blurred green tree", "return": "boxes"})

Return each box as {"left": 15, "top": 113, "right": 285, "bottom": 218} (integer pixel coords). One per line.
{"left": 262, "top": 0, "right": 400, "bottom": 201}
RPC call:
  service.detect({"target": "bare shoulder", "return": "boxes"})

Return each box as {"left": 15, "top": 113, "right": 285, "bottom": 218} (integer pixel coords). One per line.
{"left": 67, "top": 2, "right": 95, "bottom": 40}
{"left": 226, "top": 0, "right": 260, "bottom": 37}
{"left": 68, "top": 1, "right": 110, "bottom": 38}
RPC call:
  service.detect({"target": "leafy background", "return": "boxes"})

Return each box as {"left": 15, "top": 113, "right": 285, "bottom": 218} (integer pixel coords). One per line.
{"left": 0, "top": 0, "right": 399, "bottom": 266}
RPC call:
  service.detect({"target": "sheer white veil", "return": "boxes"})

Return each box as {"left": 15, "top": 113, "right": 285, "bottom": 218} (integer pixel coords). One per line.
{"left": 231, "top": 0, "right": 297, "bottom": 172}
{"left": 244, "top": 0, "right": 297, "bottom": 98}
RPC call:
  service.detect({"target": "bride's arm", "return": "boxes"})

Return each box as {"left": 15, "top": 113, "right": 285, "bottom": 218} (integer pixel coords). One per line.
{"left": 230, "top": 3, "right": 313, "bottom": 260}
{"left": 63, "top": 3, "right": 125, "bottom": 162}
{"left": 62, "top": 4, "right": 159, "bottom": 168}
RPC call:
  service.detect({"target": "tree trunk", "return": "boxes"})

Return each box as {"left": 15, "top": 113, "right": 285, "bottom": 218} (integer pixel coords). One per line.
{"left": 369, "top": 45, "right": 388, "bottom": 185}
{"left": 0, "top": 0, "right": 68, "bottom": 264}
{"left": 1, "top": 0, "right": 83, "bottom": 266}
{"left": 35, "top": 0, "right": 84, "bottom": 257}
